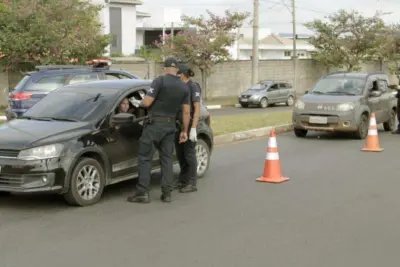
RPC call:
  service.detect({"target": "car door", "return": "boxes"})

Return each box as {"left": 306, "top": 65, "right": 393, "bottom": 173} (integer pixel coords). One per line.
{"left": 266, "top": 83, "right": 280, "bottom": 103}
{"left": 278, "top": 83, "right": 289, "bottom": 101}
{"left": 366, "top": 79, "right": 381, "bottom": 120}
{"left": 377, "top": 79, "right": 391, "bottom": 123}
{"left": 101, "top": 90, "right": 143, "bottom": 179}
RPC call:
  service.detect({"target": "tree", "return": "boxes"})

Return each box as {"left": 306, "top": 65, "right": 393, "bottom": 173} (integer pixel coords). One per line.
{"left": 305, "top": 10, "right": 386, "bottom": 71}
{"left": 376, "top": 24, "right": 400, "bottom": 83}
{"left": 138, "top": 45, "right": 163, "bottom": 79}
{"left": 0, "top": 0, "right": 111, "bottom": 71}
{"left": 156, "top": 10, "right": 249, "bottom": 99}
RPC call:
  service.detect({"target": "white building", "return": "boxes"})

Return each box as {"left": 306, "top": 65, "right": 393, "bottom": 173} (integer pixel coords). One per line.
{"left": 229, "top": 28, "right": 316, "bottom": 60}
{"left": 92, "top": 0, "right": 145, "bottom": 56}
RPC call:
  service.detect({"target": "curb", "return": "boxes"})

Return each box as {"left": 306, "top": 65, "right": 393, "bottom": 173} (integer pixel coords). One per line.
{"left": 206, "top": 105, "right": 222, "bottom": 109}
{"left": 214, "top": 123, "right": 293, "bottom": 145}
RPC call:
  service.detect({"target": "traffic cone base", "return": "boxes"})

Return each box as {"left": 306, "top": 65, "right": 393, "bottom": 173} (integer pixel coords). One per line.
{"left": 361, "top": 114, "right": 383, "bottom": 152}
{"left": 256, "top": 130, "right": 289, "bottom": 184}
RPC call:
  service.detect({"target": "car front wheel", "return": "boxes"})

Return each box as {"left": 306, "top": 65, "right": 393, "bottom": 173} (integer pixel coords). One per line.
{"left": 286, "top": 96, "right": 295, "bottom": 106}
{"left": 354, "top": 114, "right": 369, "bottom": 139}
{"left": 64, "top": 157, "right": 106, "bottom": 207}
{"left": 294, "top": 128, "right": 308, "bottom": 137}
{"left": 259, "top": 98, "right": 268, "bottom": 108}
{"left": 196, "top": 139, "right": 211, "bottom": 178}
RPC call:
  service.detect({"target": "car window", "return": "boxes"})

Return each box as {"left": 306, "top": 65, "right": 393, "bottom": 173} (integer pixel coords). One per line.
{"left": 23, "top": 75, "right": 67, "bottom": 92}
{"left": 249, "top": 83, "right": 266, "bottom": 90}
{"left": 279, "top": 83, "right": 287, "bottom": 89}
{"left": 311, "top": 76, "right": 365, "bottom": 95}
{"left": 105, "top": 73, "right": 132, "bottom": 80}
{"left": 13, "top": 75, "right": 31, "bottom": 92}
{"left": 285, "top": 83, "right": 292, "bottom": 88}
{"left": 68, "top": 73, "right": 100, "bottom": 85}
{"left": 268, "top": 84, "right": 279, "bottom": 91}
{"left": 23, "top": 91, "right": 111, "bottom": 121}
{"left": 378, "top": 80, "right": 388, "bottom": 92}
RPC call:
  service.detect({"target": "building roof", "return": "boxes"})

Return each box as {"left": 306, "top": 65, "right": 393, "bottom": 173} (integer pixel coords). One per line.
{"left": 137, "top": 11, "right": 151, "bottom": 17}
{"left": 238, "top": 34, "right": 294, "bottom": 45}
{"left": 110, "top": 0, "right": 143, "bottom": 5}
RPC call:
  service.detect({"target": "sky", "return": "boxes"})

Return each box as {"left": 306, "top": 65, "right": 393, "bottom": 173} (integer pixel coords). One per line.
{"left": 140, "top": 0, "right": 400, "bottom": 34}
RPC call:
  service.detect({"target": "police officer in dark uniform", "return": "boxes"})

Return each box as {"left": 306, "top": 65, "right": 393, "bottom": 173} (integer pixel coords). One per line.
{"left": 175, "top": 64, "right": 201, "bottom": 193}
{"left": 392, "top": 85, "right": 400, "bottom": 134}
{"left": 127, "top": 57, "right": 191, "bottom": 203}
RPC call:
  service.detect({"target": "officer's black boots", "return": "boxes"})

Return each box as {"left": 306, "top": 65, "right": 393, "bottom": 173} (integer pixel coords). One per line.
{"left": 179, "top": 185, "right": 197, "bottom": 193}
{"left": 160, "top": 193, "right": 171, "bottom": 203}
{"left": 127, "top": 192, "right": 150, "bottom": 203}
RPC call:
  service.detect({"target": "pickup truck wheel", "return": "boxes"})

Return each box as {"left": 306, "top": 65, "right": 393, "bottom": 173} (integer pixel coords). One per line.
{"left": 383, "top": 109, "right": 396, "bottom": 131}
{"left": 294, "top": 128, "right": 308, "bottom": 137}
{"left": 196, "top": 139, "right": 210, "bottom": 178}
{"left": 63, "top": 157, "right": 105, "bottom": 207}
{"left": 354, "top": 114, "right": 369, "bottom": 139}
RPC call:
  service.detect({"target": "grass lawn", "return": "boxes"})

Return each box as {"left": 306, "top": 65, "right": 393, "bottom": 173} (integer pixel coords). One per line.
{"left": 204, "top": 96, "right": 237, "bottom": 106}
{"left": 211, "top": 111, "right": 292, "bottom": 136}
{"left": 0, "top": 106, "right": 4, "bottom": 116}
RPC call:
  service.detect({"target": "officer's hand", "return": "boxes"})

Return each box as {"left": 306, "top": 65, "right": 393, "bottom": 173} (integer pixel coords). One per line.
{"left": 129, "top": 97, "right": 142, "bottom": 108}
{"left": 189, "top": 128, "right": 197, "bottom": 142}
{"left": 179, "top": 132, "right": 188, "bottom": 143}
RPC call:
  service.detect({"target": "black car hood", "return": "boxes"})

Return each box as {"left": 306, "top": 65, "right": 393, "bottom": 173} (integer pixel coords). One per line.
{"left": 0, "top": 119, "right": 93, "bottom": 150}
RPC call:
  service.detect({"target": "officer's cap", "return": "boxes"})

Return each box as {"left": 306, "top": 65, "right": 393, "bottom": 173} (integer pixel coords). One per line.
{"left": 178, "top": 63, "right": 195, "bottom": 77}
{"left": 164, "top": 57, "right": 179, "bottom": 68}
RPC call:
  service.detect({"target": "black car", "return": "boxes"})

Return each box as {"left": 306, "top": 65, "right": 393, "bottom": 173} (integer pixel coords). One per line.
{"left": 0, "top": 79, "right": 214, "bottom": 206}
{"left": 5, "top": 63, "right": 139, "bottom": 121}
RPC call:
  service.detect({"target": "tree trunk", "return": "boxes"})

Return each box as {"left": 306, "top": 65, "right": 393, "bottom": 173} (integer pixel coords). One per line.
{"left": 146, "top": 59, "right": 150, "bottom": 79}
{"left": 379, "top": 59, "right": 383, "bottom": 71}
{"left": 200, "top": 69, "right": 209, "bottom": 100}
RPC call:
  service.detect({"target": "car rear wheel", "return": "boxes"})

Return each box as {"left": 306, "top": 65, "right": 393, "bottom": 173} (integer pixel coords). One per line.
{"left": 286, "top": 96, "right": 295, "bottom": 106}
{"left": 383, "top": 109, "right": 396, "bottom": 131}
{"left": 294, "top": 128, "right": 308, "bottom": 137}
{"left": 354, "top": 113, "right": 369, "bottom": 139}
{"left": 259, "top": 98, "right": 268, "bottom": 108}
{"left": 64, "top": 157, "right": 105, "bottom": 207}
{"left": 196, "top": 139, "right": 211, "bottom": 178}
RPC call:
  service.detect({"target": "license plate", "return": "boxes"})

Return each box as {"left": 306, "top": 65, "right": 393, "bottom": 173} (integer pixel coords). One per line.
{"left": 241, "top": 98, "right": 248, "bottom": 102}
{"left": 309, "top": 116, "right": 327, "bottom": 124}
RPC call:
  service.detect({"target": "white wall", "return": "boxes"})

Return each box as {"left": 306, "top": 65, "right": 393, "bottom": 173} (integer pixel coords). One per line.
{"left": 111, "top": 4, "right": 137, "bottom": 55}
{"left": 239, "top": 49, "right": 313, "bottom": 60}
{"left": 136, "top": 30, "right": 145, "bottom": 49}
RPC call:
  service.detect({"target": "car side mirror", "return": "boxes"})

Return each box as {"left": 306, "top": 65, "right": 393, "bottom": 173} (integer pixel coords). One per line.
{"left": 111, "top": 113, "right": 136, "bottom": 126}
{"left": 304, "top": 90, "right": 309, "bottom": 94}
{"left": 369, "top": 91, "right": 381, "bottom": 97}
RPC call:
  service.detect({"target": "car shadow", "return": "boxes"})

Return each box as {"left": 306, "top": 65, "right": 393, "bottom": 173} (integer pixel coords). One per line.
{"left": 0, "top": 170, "right": 179, "bottom": 210}
{"left": 300, "top": 129, "right": 387, "bottom": 140}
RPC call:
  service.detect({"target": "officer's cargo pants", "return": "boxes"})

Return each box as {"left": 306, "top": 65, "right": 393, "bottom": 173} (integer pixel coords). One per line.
{"left": 136, "top": 121, "right": 176, "bottom": 194}
{"left": 175, "top": 123, "right": 197, "bottom": 186}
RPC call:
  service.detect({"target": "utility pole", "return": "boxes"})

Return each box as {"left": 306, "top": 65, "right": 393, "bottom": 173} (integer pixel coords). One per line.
{"left": 291, "top": 0, "right": 298, "bottom": 92}
{"left": 251, "top": 0, "right": 259, "bottom": 84}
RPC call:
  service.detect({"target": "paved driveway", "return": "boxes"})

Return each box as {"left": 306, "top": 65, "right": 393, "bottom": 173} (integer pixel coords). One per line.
{"left": 1, "top": 131, "right": 400, "bottom": 267}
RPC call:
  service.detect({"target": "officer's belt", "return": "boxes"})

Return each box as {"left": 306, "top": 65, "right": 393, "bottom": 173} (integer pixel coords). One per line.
{"left": 151, "top": 116, "right": 176, "bottom": 123}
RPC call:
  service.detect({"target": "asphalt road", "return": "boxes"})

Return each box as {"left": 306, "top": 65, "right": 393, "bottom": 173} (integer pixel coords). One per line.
{"left": 2, "top": 130, "right": 400, "bottom": 267}
{"left": 209, "top": 104, "right": 292, "bottom": 116}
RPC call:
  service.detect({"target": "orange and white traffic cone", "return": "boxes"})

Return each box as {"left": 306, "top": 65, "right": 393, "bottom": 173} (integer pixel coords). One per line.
{"left": 256, "top": 129, "right": 289, "bottom": 183}
{"left": 361, "top": 113, "right": 383, "bottom": 152}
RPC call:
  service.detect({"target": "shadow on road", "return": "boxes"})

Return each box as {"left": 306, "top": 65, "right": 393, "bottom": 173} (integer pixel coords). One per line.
{"left": 0, "top": 171, "right": 174, "bottom": 210}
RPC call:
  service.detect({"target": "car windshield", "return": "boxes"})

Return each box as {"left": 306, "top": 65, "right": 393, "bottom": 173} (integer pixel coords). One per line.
{"left": 249, "top": 83, "right": 265, "bottom": 90}
{"left": 22, "top": 91, "right": 110, "bottom": 122}
{"left": 14, "top": 75, "right": 31, "bottom": 91}
{"left": 311, "top": 76, "right": 366, "bottom": 95}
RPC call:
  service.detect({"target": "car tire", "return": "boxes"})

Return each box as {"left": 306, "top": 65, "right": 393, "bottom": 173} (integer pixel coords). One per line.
{"left": 63, "top": 157, "right": 106, "bottom": 207}
{"left": 240, "top": 103, "right": 248, "bottom": 108}
{"left": 354, "top": 113, "right": 369, "bottom": 139}
{"left": 259, "top": 98, "right": 268, "bottom": 109}
{"left": 383, "top": 109, "right": 396, "bottom": 131}
{"left": 286, "top": 96, "right": 295, "bottom": 106}
{"left": 196, "top": 139, "right": 211, "bottom": 178}
{"left": 294, "top": 128, "right": 308, "bottom": 137}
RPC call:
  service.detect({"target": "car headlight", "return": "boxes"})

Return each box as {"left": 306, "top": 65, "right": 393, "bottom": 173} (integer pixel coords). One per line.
{"left": 251, "top": 94, "right": 261, "bottom": 99}
{"left": 336, "top": 103, "right": 355, "bottom": 112}
{"left": 18, "top": 144, "right": 64, "bottom": 160}
{"left": 294, "top": 99, "right": 305, "bottom": 109}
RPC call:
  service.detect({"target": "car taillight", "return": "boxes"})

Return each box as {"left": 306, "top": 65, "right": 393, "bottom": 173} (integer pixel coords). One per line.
{"left": 10, "top": 92, "right": 32, "bottom": 100}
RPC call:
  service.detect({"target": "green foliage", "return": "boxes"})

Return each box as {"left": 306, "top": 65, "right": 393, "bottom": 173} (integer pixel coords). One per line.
{"left": 305, "top": 10, "right": 386, "bottom": 71}
{"left": 138, "top": 46, "right": 163, "bottom": 62}
{"left": 0, "top": 0, "right": 111, "bottom": 71}
{"left": 156, "top": 10, "right": 249, "bottom": 75}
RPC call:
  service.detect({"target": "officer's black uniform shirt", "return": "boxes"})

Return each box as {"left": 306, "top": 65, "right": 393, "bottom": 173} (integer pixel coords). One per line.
{"left": 186, "top": 80, "right": 201, "bottom": 116}
{"left": 147, "top": 74, "right": 190, "bottom": 117}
